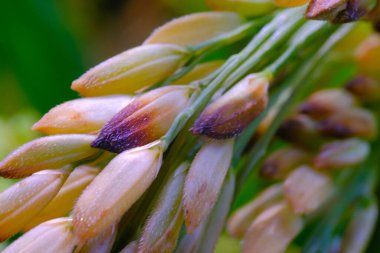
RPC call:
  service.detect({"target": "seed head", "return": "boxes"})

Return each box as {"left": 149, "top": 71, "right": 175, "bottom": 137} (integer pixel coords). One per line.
{"left": 313, "top": 138, "right": 369, "bottom": 170}
{"left": 0, "top": 134, "right": 99, "bottom": 178}
{"left": 0, "top": 168, "right": 69, "bottom": 240}
{"left": 24, "top": 165, "right": 99, "bottom": 231}
{"left": 277, "top": 114, "right": 323, "bottom": 150}
{"left": 73, "top": 141, "right": 163, "bottom": 241}
{"left": 242, "top": 202, "right": 303, "bottom": 253}
{"left": 72, "top": 44, "right": 190, "bottom": 96}
{"left": 227, "top": 184, "right": 283, "bottom": 238}
{"left": 139, "top": 163, "right": 187, "bottom": 253}
{"left": 92, "top": 86, "right": 193, "bottom": 153}
{"left": 144, "top": 12, "right": 244, "bottom": 46}
{"left": 138, "top": 163, "right": 189, "bottom": 252}
{"left": 298, "top": 89, "right": 357, "bottom": 119}
{"left": 345, "top": 76, "right": 380, "bottom": 103}
{"left": 183, "top": 139, "right": 234, "bottom": 232}
{"left": 306, "top": 0, "right": 375, "bottom": 23}
{"left": 318, "top": 108, "right": 377, "bottom": 140}
{"left": 192, "top": 73, "right": 269, "bottom": 139}
{"left": 33, "top": 95, "right": 132, "bottom": 135}
{"left": 76, "top": 224, "right": 117, "bottom": 253}
{"left": 2, "top": 218, "right": 75, "bottom": 253}
{"left": 306, "top": 0, "right": 348, "bottom": 20}
{"left": 260, "top": 147, "right": 311, "bottom": 180}
{"left": 284, "top": 165, "right": 333, "bottom": 214}
{"left": 174, "top": 221, "right": 207, "bottom": 253}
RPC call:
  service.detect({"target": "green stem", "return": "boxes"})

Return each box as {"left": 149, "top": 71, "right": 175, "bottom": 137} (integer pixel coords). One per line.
{"left": 235, "top": 24, "right": 355, "bottom": 194}
{"left": 265, "top": 21, "right": 334, "bottom": 74}
{"left": 233, "top": 22, "right": 334, "bottom": 161}
{"left": 161, "top": 8, "right": 305, "bottom": 151}
{"left": 191, "top": 16, "right": 272, "bottom": 54}
{"left": 222, "top": 15, "right": 304, "bottom": 87}
{"left": 120, "top": 9, "right": 306, "bottom": 243}
{"left": 148, "top": 51, "right": 210, "bottom": 90}
{"left": 150, "top": 16, "right": 270, "bottom": 90}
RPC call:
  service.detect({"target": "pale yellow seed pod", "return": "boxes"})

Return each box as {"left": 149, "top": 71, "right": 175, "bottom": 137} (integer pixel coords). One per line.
{"left": 346, "top": 76, "right": 380, "bottom": 103}
{"left": 0, "top": 134, "right": 99, "bottom": 178}
{"left": 260, "top": 147, "right": 310, "bottom": 180}
{"left": 318, "top": 108, "right": 377, "bottom": 140}
{"left": 0, "top": 169, "right": 69, "bottom": 241}
{"left": 138, "top": 163, "right": 188, "bottom": 253}
{"left": 206, "top": 0, "right": 276, "bottom": 17}
{"left": 73, "top": 141, "right": 163, "bottom": 241}
{"left": 305, "top": 0, "right": 350, "bottom": 21}
{"left": 340, "top": 200, "right": 378, "bottom": 253}
{"left": 144, "top": 12, "right": 244, "bottom": 46}
{"left": 192, "top": 73, "right": 269, "bottom": 139}
{"left": 24, "top": 165, "right": 99, "bottom": 231}
{"left": 227, "top": 184, "right": 283, "bottom": 238}
{"left": 314, "top": 138, "right": 369, "bottom": 170}
{"left": 72, "top": 44, "right": 190, "bottom": 96}
{"left": 284, "top": 166, "right": 333, "bottom": 214}
{"left": 242, "top": 202, "right": 303, "bottom": 253}
{"left": 299, "top": 89, "right": 357, "bottom": 119}
{"left": 92, "top": 86, "right": 194, "bottom": 153}
{"left": 76, "top": 224, "right": 117, "bottom": 253}
{"left": 173, "top": 61, "right": 224, "bottom": 85}
{"left": 274, "top": 0, "right": 309, "bottom": 7}
{"left": 307, "top": 0, "right": 376, "bottom": 23}
{"left": 183, "top": 139, "right": 234, "bottom": 232}
{"left": 278, "top": 114, "right": 324, "bottom": 150}
{"left": 33, "top": 95, "right": 133, "bottom": 135}
{"left": 2, "top": 218, "right": 75, "bottom": 253}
